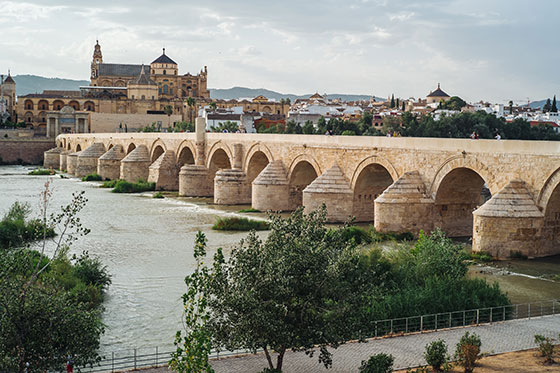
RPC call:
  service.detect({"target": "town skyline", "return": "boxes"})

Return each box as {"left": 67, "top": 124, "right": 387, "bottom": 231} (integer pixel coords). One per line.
{"left": 1, "top": 0, "right": 559, "bottom": 103}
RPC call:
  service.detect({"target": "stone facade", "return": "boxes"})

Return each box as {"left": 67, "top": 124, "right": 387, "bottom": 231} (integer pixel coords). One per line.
{"left": 0, "top": 138, "right": 55, "bottom": 165}
{"left": 52, "top": 130, "right": 560, "bottom": 258}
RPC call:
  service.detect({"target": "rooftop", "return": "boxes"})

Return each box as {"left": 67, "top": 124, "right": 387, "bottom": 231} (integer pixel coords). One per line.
{"left": 151, "top": 48, "right": 177, "bottom": 65}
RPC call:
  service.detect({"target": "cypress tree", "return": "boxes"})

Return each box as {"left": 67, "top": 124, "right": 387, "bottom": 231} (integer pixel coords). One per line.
{"left": 552, "top": 95, "right": 558, "bottom": 113}
{"left": 396, "top": 98, "right": 400, "bottom": 108}
{"left": 390, "top": 94, "right": 395, "bottom": 108}
{"left": 402, "top": 101, "right": 405, "bottom": 111}
{"left": 543, "top": 98, "right": 552, "bottom": 113}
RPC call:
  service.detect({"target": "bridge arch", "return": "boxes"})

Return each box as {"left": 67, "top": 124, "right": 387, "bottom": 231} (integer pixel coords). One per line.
{"left": 537, "top": 166, "right": 560, "bottom": 255}
{"left": 208, "top": 147, "right": 232, "bottom": 185}
{"left": 243, "top": 143, "right": 273, "bottom": 184}
{"left": 126, "top": 143, "right": 136, "bottom": 155}
{"left": 206, "top": 141, "right": 233, "bottom": 170}
{"left": 351, "top": 156, "right": 397, "bottom": 222}
{"left": 176, "top": 140, "right": 196, "bottom": 167}
{"left": 150, "top": 140, "right": 167, "bottom": 162}
{"left": 287, "top": 154, "right": 321, "bottom": 210}
{"left": 75, "top": 144, "right": 82, "bottom": 152}
{"left": 430, "top": 155, "right": 494, "bottom": 197}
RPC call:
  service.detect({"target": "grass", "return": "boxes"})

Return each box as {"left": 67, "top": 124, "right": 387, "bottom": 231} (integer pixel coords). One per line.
{"left": 28, "top": 168, "right": 56, "bottom": 176}
{"left": 111, "top": 179, "right": 156, "bottom": 193}
{"left": 341, "top": 226, "right": 415, "bottom": 245}
{"left": 100, "top": 180, "right": 118, "bottom": 188}
{"left": 212, "top": 216, "right": 270, "bottom": 231}
{"left": 81, "top": 173, "right": 103, "bottom": 182}
{"left": 238, "top": 208, "right": 261, "bottom": 213}
{"left": 471, "top": 251, "right": 494, "bottom": 262}
{"left": 153, "top": 192, "right": 164, "bottom": 199}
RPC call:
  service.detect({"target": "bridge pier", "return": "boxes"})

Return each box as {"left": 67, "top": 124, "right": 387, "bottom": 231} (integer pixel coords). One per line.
{"left": 148, "top": 150, "right": 178, "bottom": 191}
{"left": 214, "top": 169, "right": 251, "bottom": 204}
{"left": 98, "top": 145, "right": 125, "bottom": 180}
{"left": 59, "top": 150, "right": 70, "bottom": 171}
{"left": 66, "top": 151, "right": 81, "bottom": 175}
{"left": 375, "top": 171, "right": 434, "bottom": 235}
{"left": 472, "top": 180, "right": 545, "bottom": 259}
{"left": 251, "top": 160, "right": 290, "bottom": 211}
{"left": 120, "top": 145, "right": 151, "bottom": 182}
{"left": 44, "top": 147, "right": 63, "bottom": 169}
{"left": 303, "top": 164, "right": 353, "bottom": 222}
{"left": 178, "top": 165, "right": 213, "bottom": 197}
{"left": 76, "top": 143, "right": 106, "bottom": 178}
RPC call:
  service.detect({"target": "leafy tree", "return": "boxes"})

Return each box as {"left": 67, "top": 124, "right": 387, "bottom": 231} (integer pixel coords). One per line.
{"left": 424, "top": 339, "right": 450, "bottom": 372}
{"left": 206, "top": 207, "right": 362, "bottom": 371}
{"left": 552, "top": 95, "right": 558, "bottom": 113}
{"left": 285, "top": 119, "right": 303, "bottom": 134}
{"left": 454, "top": 332, "right": 481, "bottom": 373}
{"left": 163, "top": 105, "right": 173, "bottom": 128}
{"left": 172, "top": 121, "right": 194, "bottom": 133}
{"left": 402, "top": 101, "right": 405, "bottom": 111}
{"left": 186, "top": 97, "right": 196, "bottom": 124}
{"left": 440, "top": 96, "right": 467, "bottom": 111}
{"left": 382, "top": 116, "right": 401, "bottom": 135}
{"left": 302, "top": 120, "right": 315, "bottom": 134}
{"left": 210, "top": 120, "right": 238, "bottom": 133}
{"left": 396, "top": 98, "right": 400, "bottom": 108}
{"left": 209, "top": 102, "right": 217, "bottom": 111}
{"left": 359, "top": 353, "right": 394, "bottom": 373}
{"left": 390, "top": 94, "right": 395, "bottom": 108}
{"left": 508, "top": 100, "right": 514, "bottom": 114}
{"left": 543, "top": 98, "right": 552, "bottom": 113}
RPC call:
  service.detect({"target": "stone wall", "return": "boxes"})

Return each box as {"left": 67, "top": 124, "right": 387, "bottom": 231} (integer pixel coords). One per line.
{"left": 0, "top": 138, "right": 55, "bottom": 165}
{"left": 90, "top": 112, "right": 183, "bottom": 133}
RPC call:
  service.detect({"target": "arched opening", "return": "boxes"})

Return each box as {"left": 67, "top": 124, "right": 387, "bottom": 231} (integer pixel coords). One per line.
{"left": 435, "top": 167, "right": 490, "bottom": 237}
{"left": 352, "top": 164, "right": 394, "bottom": 222}
{"left": 38, "top": 111, "right": 46, "bottom": 124}
{"left": 24, "top": 111, "right": 33, "bottom": 124}
{"left": 163, "top": 85, "right": 169, "bottom": 94}
{"left": 208, "top": 148, "right": 231, "bottom": 183}
{"left": 108, "top": 144, "right": 114, "bottom": 150}
{"left": 38, "top": 100, "right": 49, "bottom": 110}
{"left": 67, "top": 143, "right": 71, "bottom": 150}
{"left": 84, "top": 101, "right": 95, "bottom": 111}
{"left": 76, "top": 144, "right": 82, "bottom": 152}
{"left": 289, "top": 161, "right": 318, "bottom": 210}
{"left": 68, "top": 101, "right": 80, "bottom": 111}
{"left": 127, "top": 143, "right": 136, "bottom": 154}
{"left": 53, "top": 100, "right": 64, "bottom": 111}
{"left": 151, "top": 145, "right": 165, "bottom": 163}
{"left": 246, "top": 151, "right": 269, "bottom": 185}
{"left": 177, "top": 146, "right": 195, "bottom": 167}
{"left": 543, "top": 182, "right": 560, "bottom": 255}
{"left": 24, "top": 100, "right": 34, "bottom": 110}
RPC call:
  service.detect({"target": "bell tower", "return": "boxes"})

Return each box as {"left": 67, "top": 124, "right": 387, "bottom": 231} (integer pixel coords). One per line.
{"left": 91, "top": 40, "right": 103, "bottom": 85}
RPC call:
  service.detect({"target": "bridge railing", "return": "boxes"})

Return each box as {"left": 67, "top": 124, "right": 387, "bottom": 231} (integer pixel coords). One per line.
{"left": 81, "top": 299, "right": 560, "bottom": 372}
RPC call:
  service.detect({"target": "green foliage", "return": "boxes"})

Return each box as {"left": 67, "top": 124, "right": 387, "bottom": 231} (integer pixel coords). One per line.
{"left": 139, "top": 122, "right": 159, "bottom": 132}
{"left": 211, "top": 120, "right": 239, "bottom": 133}
{"left": 359, "top": 353, "right": 394, "bottom": 373}
{"left": 534, "top": 334, "right": 555, "bottom": 363}
{"left": 111, "top": 179, "right": 155, "bottom": 193}
{"left": 382, "top": 116, "right": 402, "bottom": 135}
{"left": 238, "top": 208, "right": 261, "bottom": 213}
{"left": 369, "top": 226, "right": 414, "bottom": 242}
{"left": 27, "top": 168, "right": 55, "bottom": 175}
{"left": 0, "top": 202, "right": 55, "bottom": 250}
{"left": 341, "top": 226, "right": 372, "bottom": 245}
{"left": 424, "top": 339, "right": 450, "bottom": 372}
{"left": 171, "top": 121, "right": 194, "bottom": 132}
{"left": 471, "top": 251, "right": 493, "bottom": 262}
{"left": 153, "top": 191, "right": 164, "bottom": 199}
{"left": 211, "top": 216, "right": 269, "bottom": 231}
{"left": 440, "top": 96, "right": 467, "bottom": 111}
{"left": 454, "top": 332, "right": 482, "bottom": 373}
{"left": 81, "top": 173, "right": 102, "bottom": 181}
{"left": 302, "top": 120, "right": 315, "bottom": 134}
{"left": 341, "top": 130, "right": 356, "bottom": 136}
{"left": 552, "top": 95, "right": 558, "bottom": 113}
{"left": 509, "top": 250, "right": 528, "bottom": 260}
{"left": 543, "top": 98, "right": 552, "bottom": 113}
{"left": 100, "top": 179, "right": 118, "bottom": 188}
{"left": 170, "top": 232, "right": 215, "bottom": 373}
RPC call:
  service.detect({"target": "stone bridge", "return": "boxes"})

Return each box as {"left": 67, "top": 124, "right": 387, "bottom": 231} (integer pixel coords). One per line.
{"left": 47, "top": 119, "right": 560, "bottom": 258}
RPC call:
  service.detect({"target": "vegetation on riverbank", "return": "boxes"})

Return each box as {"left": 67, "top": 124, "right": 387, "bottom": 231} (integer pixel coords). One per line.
{"left": 153, "top": 192, "right": 164, "bottom": 199}
{"left": 111, "top": 179, "right": 155, "bottom": 193}
{"left": 175, "top": 207, "right": 510, "bottom": 372}
{"left": 0, "top": 202, "right": 55, "bottom": 250}
{"left": 342, "top": 225, "right": 414, "bottom": 244}
{"left": 212, "top": 216, "right": 270, "bottom": 231}
{"left": 82, "top": 173, "right": 103, "bottom": 181}
{"left": 238, "top": 208, "right": 261, "bottom": 213}
{"left": 28, "top": 168, "right": 55, "bottom": 175}
{"left": 100, "top": 179, "right": 117, "bottom": 188}
{"left": 0, "top": 187, "right": 110, "bottom": 372}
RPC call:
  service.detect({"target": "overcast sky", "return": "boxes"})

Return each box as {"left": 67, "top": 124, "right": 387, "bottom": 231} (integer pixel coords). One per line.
{"left": 1, "top": 0, "right": 558, "bottom": 102}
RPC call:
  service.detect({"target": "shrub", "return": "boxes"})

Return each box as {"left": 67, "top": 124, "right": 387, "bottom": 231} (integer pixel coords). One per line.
{"left": 100, "top": 179, "right": 117, "bottom": 188}
{"left": 359, "top": 353, "right": 394, "bottom": 373}
{"left": 239, "top": 208, "right": 261, "bottom": 213}
{"left": 212, "top": 217, "right": 269, "bottom": 231}
{"left": 153, "top": 192, "right": 164, "bottom": 199}
{"left": 342, "top": 226, "right": 372, "bottom": 245}
{"left": 424, "top": 339, "right": 449, "bottom": 372}
{"left": 534, "top": 334, "right": 555, "bottom": 364}
{"left": 455, "top": 332, "right": 481, "bottom": 373}
{"left": 81, "top": 173, "right": 102, "bottom": 182}
{"left": 471, "top": 251, "right": 493, "bottom": 262}
{"left": 112, "top": 179, "right": 155, "bottom": 193}
{"left": 28, "top": 168, "right": 55, "bottom": 176}
{"left": 509, "top": 250, "right": 528, "bottom": 260}
{"left": 0, "top": 202, "right": 55, "bottom": 249}
{"left": 369, "top": 226, "right": 414, "bottom": 242}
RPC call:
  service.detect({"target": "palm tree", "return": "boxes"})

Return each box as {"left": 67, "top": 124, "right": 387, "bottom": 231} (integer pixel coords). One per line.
{"left": 209, "top": 102, "right": 217, "bottom": 111}
{"left": 163, "top": 105, "right": 173, "bottom": 128}
{"left": 186, "top": 97, "right": 196, "bottom": 124}
{"left": 508, "top": 100, "right": 514, "bottom": 115}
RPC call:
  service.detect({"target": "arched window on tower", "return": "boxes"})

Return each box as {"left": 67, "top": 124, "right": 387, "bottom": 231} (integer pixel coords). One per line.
{"left": 163, "top": 70, "right": 166, "bottom": 75}
{"left": 163, "top": 85, "right": 169, "bottom": 94}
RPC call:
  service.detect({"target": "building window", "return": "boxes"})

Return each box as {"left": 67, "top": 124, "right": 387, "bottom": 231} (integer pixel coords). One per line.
{"left": 163, "top": 70, "right": 166, "bottom": 75}
{"left": 132, "top": 95, "right": 135, "bottom": 99}
{"left": 141, "top": 95, "right": 145, "bottom": 100}
{"left": 152, "top": 70, "right": 155, "bottom": 74}
{"left": 152, "top": 96, "right": 154, "bottom": 100}
{"left": 170, "top": 88, "right": 173, "bottom": 95}
{"left": 163, "top": 85, "right": 169, "bottom": 94}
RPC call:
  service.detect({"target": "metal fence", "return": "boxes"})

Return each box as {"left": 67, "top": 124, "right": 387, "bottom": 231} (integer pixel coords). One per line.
{"left": 82, "top": 299, "right": 560, "bottom": 372}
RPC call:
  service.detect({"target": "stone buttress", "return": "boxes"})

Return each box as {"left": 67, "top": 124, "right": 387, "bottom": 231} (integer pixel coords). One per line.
{"left": 303, "top": 164, "right": 353, "bottom": 223}
{"left": 98, "top": 145, "right": 125, "bottom": 180}
{"left": 251, "top": 160, "right": 290, "bottom": 211}
{"left": 214, "top": 143, "right": 250, "bottom": 205}
{"left": 120, "top": 145, "right": 151, "bottom": 182}
{"left": 44, "top": 147, "right": 63, "bottom": 169}
{"left": 66, "top": 151, "right": 82, "bottom": 175}
{"left": 59, "top": 150, "right": 70, "bottom": 171}
{"left": 148, "top": 150, "right": 178, "bottom": 191}
{"left": 76, "top": 143, "right": 106, "bottom": 178}
{"left": 179, "top": 118, "right": 212, "bottom": 197}
{"left": 472, "top": 180, "right": 544, "bottom": 259}
{"left": 374, "top": 171, "right": 434, "bottom": 235}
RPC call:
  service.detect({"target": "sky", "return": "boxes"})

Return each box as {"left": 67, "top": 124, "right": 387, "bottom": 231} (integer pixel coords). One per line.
{"left": 0, "top": 0, "right": 558, "bottom": 103}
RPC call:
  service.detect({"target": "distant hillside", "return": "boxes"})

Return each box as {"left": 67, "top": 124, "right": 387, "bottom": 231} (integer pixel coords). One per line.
{"left": 13, "top": 75, "right": 89, "bottom": 96}
{"left": 210, "top": 86, "right": 382, "bottom": 102}
{"left": 528, "top": 98, "right": 559, "bottom": 109}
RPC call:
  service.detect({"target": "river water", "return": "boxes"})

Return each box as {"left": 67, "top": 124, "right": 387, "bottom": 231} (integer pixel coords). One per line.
{"left": 1, "top": 165, "right": 559, "bottom": 357}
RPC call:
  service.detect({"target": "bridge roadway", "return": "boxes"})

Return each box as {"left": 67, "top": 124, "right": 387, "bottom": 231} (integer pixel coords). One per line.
{"left": 50, "top": 120, "right": 560, "bottom": 258}
{"left": 141, "top": 315, "right": 560, "bottom": 372}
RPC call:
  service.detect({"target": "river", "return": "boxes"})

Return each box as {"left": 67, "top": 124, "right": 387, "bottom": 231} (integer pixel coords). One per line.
{"left": 1, "top": 165, "right": 559, "bottom": 357}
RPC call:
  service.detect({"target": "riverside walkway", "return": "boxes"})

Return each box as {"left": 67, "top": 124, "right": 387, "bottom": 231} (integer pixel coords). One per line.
{"left": 144, "top": 314, "right": 560, "bottom": 372}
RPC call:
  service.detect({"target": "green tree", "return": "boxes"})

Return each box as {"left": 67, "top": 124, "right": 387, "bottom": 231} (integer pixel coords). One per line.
{"left": 552, "top": 95, "right": 558, "bottom": 113}
{"left": 543, "top": 98, "right": 552, "bottom": 113}
{"left": 382, "top": 116, "right": 401, "bottom": 135}
{"left": 209, "top": 102, "right": 217, "bottom": 111}
{"left": 163, "top": 105, "right": 173, "bottom": 128}
{"left": 396, "top": 98, "right": 400, "bottom": 108}
{"left": 401, "top": 101, "right": 405, "bottom": 111}
{"left": 206, "top": 207, "right": 361, "bottom": 371}
{"left": 390, "top": 94, "right": 395, "bottom": 108}
{"left": 210, "top": 120, "right": 239, "bottom": 133}
{"left": 186, "top": 97, "right": 197, "bottom": 124}
{"left": 508, "top": 100, "right": 514, "bottom": 115}
{"left": 441, "top": 96, "right": 467, "bottom": 111}
{"left": 302, "top": 120, "right": 315, "bottom": 134}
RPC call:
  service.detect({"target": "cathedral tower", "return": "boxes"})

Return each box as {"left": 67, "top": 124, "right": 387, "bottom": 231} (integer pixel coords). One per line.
{"left": 91, "top": 40, "right": 103, "bottom": 84}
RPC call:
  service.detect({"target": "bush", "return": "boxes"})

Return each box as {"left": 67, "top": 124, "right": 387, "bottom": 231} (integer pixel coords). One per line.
{"left": 455, "top": 332, "right": 481, "bottom": 373}
{"left": 212, "top": 217, "right": 269, "bottom": 231}
{"left": 112, "top": 179, "right": 155, "bottom": 193}
{"left": 81, "top": 173, "right": 102, "bottom": 182}
{"left": 369, "top": 226, "right": 414, "bottom": 242}
{"left": 153, "top": 192, "right": 164, "bottom": 199}
{"left": 359, "top": 353, "right": 394, "bottom": 373}
{"left": 471, "top": 251, "right": 493, "bottom": 262}
{"left": 239, "top": 208, "right": 261, "bottom": 213}
{"left": 424, "top": 339, "right": 450, "bottom": 372}
{"left": 0, "top": 202, "right": 56, "bottom": 250}
{"left": 100, "top": 179, "right": 117, "bottom": 188}
{"left": 28, "top": 168, "right": 55, "bottom": 176}
{"left": 534, "top": 334, "right": 555, "bottom": 364}
{"left": 342, "top": 226, "right": 372, "bottom": 245}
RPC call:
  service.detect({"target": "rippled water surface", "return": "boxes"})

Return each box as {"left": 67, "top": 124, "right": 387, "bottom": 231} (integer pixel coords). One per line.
{"left": 0, "top": 166, "right": 266, "bottom": 355}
